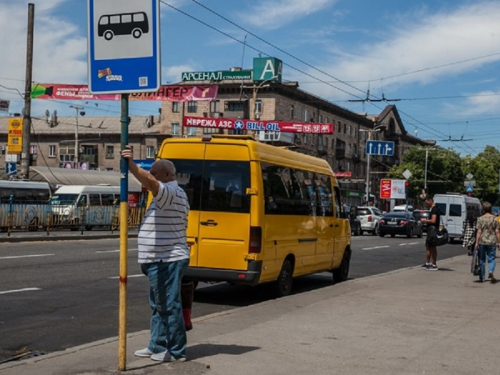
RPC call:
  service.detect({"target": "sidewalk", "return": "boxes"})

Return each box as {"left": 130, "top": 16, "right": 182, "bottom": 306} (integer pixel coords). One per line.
{"left": 1, "top": 254, "right": 498, "bottom": 375}
{"left": 0, "top": 228, "right": 138, "bottom": 243}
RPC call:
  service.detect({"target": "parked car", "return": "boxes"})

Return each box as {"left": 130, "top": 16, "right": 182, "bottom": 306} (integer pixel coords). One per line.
{"left": 413, "top": 209, "right": 431, "bottom": 232}
{"left": 357, "top": 206, "right": 383, "bottom": 235}
{"left": 344, "top": 205, "right": 362, "bottom": 236}
{"left": 379, "top": 212, "right": 423, "bottom": 238}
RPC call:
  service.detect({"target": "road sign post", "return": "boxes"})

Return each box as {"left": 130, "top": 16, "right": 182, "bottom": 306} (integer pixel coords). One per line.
{"left": 365, "top": 140, "right": 395, "bottom": 156}
{"left": 88, "top": 0, "right": 160, "bottom": 370}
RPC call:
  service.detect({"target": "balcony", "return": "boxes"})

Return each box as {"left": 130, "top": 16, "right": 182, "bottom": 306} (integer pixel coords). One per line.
{"left": 224, "top": 110, "right": 247, "bottom": 119}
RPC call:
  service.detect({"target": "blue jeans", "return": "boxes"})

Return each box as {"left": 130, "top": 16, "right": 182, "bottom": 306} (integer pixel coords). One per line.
{"left": 478, "top": 244, "right": 496, "bottom": 281}
{"left": 141, "top": 258, "right": 189, "bottom": 358}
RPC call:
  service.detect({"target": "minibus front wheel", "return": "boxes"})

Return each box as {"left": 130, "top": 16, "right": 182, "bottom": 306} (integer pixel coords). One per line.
{"left": 274, "top": 258, "right": 294, "bottom": 297}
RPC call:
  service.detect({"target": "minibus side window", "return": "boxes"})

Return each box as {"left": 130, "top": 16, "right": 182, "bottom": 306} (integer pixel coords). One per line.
{"left": 89, "top": 194, "right": 101, "bottom": 206}
{"left": 315, "top": 174, "right": 334, "bottom": 217}
{"left": 102, "top": 193, "right": 115, "bottom": 206}
{"left": 77, "top": 195, "right": 87, "bottom": 206}
{"left": 333, "top": 186, "right": 343, "bottom": 219}
{"left": 262, "top": 164, "right": 293, "bottom": 215}
{"left": 291, "top": 169, "right": 312, "bottom": 215}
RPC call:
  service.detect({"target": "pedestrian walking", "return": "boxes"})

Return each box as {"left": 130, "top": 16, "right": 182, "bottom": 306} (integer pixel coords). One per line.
{"left": 462, "top": 209, "right": 478, "bottom": 256}
{"left": 420, "top": 195, "right": 440, "bottom": 270}
{"left": 121, "top": 146, "right": 190, "bottom": 362}
{"left": 474, "top": 202, "right": 500, "bottom": 283}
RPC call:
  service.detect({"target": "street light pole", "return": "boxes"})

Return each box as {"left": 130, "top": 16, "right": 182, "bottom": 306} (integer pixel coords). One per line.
{"left": 361, "top": 124, "right": 385, "bottom": 205}
{"left": 69, "top": 105, "right": 84, "bottom": 169}
{"left": 251, "top": 76, "right": 277, "bottom": 120}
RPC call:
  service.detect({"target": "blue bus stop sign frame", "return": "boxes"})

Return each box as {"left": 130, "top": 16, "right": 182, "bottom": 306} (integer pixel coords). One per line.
{"left": 87, "top": 0, "right": 160, "bottom": 94}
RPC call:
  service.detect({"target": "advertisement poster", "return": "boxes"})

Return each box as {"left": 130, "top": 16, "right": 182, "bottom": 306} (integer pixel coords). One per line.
{"left": 31, "top": 83, "right": 218, "bottom": 102}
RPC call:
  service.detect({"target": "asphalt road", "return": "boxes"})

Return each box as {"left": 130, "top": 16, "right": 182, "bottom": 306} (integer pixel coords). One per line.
{"left": 0, "top": 233, "right": 466, "bottom": 363}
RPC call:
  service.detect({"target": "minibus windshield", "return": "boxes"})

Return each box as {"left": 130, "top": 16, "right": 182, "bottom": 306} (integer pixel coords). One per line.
{"left": 50, "top": 194, "right": 79, "bottom": 205}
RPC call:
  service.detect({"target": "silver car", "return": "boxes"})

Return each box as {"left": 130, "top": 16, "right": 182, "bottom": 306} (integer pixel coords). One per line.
{"left": 356, "top": 206, "right": 383, "bottom": 235}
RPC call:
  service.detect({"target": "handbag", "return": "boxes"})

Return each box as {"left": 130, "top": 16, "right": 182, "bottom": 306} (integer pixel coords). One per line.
{"left": 471, "top": 249, "right": 480, "bottom": 276}
{"left": 426, "top": 216, "right": 449, "bottom": 246}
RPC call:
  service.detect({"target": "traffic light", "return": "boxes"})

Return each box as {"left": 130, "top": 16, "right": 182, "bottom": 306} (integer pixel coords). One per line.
{"left": 405, "top": 180, "right": 410, "bottom": 200}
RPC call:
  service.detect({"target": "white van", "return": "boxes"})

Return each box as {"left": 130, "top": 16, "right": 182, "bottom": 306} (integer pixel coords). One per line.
{"left": 50, "top": 185, "right": 121, "bottom": 229}
{"left": 433, "top": 193, "right": 482, "bottom": 242}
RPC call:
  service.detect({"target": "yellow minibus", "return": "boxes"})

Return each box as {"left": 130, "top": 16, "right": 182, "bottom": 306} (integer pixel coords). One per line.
{"left": 155, "top": 135, "right": 352, "bottom": 296}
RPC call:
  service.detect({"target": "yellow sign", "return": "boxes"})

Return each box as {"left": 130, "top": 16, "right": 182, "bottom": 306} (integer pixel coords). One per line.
{"left": 7, "top": 118, "right": 23, "bottom": 154}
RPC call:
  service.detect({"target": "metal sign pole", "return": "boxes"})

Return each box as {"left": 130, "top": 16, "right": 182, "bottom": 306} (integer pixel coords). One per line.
{"left": 118, "top": 94, "right": 129, "bottom": 370}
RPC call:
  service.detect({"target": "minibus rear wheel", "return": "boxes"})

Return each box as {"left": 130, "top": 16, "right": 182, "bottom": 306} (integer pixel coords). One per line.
{"left": 274, "top": 259, "right": 293, "bottom": 297}
{"left": 333, "top": 250, "right": 350, "bottom": 283}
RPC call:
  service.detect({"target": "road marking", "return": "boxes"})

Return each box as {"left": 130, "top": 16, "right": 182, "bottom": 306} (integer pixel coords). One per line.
{"left": 399, "top": 242, "right": 419, "bottom": 246}
{"left": 0, "top": 288, "right": 42, "bottom": 295}
{"left": 96, "top": 248, "right": 138, "bottom": 253}
{"left": 0, "top": 254, "right": 54, "bottom": 260}
{"left": 361, "top": 245, "right": 390, "bottom": 250}
{"left": 108, "top": 274, "right": 144, "bottom": 279}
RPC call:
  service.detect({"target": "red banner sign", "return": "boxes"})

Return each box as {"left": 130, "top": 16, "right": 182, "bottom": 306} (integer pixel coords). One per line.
{"left": 31, "top": 84, "right": 218, "bottom": 102}
{"left": 334, "top": 172, "right": 352, "bottom": 178}
{"left": 183, "top": 116, "right": 333, "bottom": 134}
{"left": 380, "top": 179, "right": 392, "bottom": 199}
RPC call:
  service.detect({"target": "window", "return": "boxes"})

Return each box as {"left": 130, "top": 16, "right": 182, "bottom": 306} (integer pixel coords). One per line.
{"left": 146, "top": 146, "right": 155, "bottom": 159}
{"left": 59, "top": 145, "right": 75, "bottom": 162}
{"left": 225, "top": 101, "right": 245, "bottom": 111}
{"left": 261, "top": 163, "right": 334, "bottom": 217}
{"left": 203, "top": 127, "right": 221, "bottom": 134}
{"left": 187, "top": 101, "right": 197, "bottom": 113}
{"left": 106, "top": 145, "right": 114, "bottom": 159}
{"left": 187, "top": 127, "right": 197, "bottom": 136}
{"left": 304, "top": 109, "right": 308, "bottom": 122}
{"left": 255, "top": 100, "right": 262, "bottom": 118}
{"left": 171, "top": 123, "right": 180, "bottom": 135}
{"left": 48, "top": 145, "right": 56, "bottom": 158}
{"left": 172, "top": 102, "right": 180, "bottom": 113}
{"left": 210, "top": 100, "right": 220, "bottom": 113}
{"left": 449, "top": 204, "right": 462, "bottom": 217}
{"left": 89, "top": 194, "right": 101, "bottom": 206}
{"left": 436, "top": 203, "right": 446, "bottom": 215}
{"left": 319, "top": 114, "right": 322, "bottom": 123}
{"left": 202, "top": 161, "right": 251, "bottom": 213}
{"left": 101, "top": 193, "right": 115, "bottom": 206}
{"left": 297, "top": 106, "right": 302, "bottom": 120}
{"left": 290, "top": 104, "right": 294, "bottom": 119}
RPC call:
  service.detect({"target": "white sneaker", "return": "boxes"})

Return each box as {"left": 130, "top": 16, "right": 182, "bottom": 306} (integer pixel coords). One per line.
{"left": 150, "top": 350, "right": 187, "bottom": 362}
{"left": 134, "top": 348, "right": 153, "bottom": 358}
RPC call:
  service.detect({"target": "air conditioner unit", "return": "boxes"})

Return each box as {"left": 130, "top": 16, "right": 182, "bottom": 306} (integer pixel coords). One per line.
{"left": 258, "top": 131, "right": 280, "bottom": 142}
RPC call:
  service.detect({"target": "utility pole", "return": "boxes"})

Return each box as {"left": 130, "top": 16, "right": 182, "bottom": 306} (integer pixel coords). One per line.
{"left": 69, "top": 105, "right": 84, "bottom": 168}
{"left": 20, "top": 3, "right": 35, "bottom": 179}
{"left": 361, "top": 124, "right": 385, "bottom": 205}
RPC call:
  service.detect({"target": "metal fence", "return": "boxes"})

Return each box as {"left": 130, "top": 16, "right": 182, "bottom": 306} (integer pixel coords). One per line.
{"left": 0, "top": 203, "right": 146, "bottom": 233}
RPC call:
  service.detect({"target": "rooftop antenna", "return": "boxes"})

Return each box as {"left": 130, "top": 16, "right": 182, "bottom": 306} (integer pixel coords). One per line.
{"left": 241, "top": 34, "right": 247, "bottom": 68}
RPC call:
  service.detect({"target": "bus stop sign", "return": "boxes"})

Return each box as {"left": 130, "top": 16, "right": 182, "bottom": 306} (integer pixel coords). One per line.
{"left": 87, "top": 0, "right": 161, "bottom": 94}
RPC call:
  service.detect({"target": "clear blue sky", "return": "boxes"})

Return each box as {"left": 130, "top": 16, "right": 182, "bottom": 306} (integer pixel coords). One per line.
{"left": 1, "top": 0, "right": 500, "bottom": 156}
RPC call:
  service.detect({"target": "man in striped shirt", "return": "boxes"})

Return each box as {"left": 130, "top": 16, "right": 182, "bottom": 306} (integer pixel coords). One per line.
{"left": 122, "top": 146, "right": 190, "bottom": 362}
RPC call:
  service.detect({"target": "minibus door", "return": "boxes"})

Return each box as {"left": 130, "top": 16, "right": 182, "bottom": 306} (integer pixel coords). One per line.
{"left": 197, "top": 146, "right": 251, "bottom": 271}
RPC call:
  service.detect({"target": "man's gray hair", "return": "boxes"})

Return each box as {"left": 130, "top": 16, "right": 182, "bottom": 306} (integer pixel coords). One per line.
{"left": 155, "top": 159, "right": 176, "bottom": 176}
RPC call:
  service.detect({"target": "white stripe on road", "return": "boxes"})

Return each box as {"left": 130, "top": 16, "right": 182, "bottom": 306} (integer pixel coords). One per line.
{"left": 96, "top": 248, "right": 138, "bottom": 253}
{"left": 361, "top": 246, "right": 390, "bottom": 250}
{"left": 0, "top": 254, "right": 54, "bottom": 260}
{"left": 108, "top": 274, "right": 144, "bottom": 279}
{"left": 0, "top": 288, "right": 42, "bottom": 295}
{"left": 399, "top": 242, "right": 419, "bottom": 246}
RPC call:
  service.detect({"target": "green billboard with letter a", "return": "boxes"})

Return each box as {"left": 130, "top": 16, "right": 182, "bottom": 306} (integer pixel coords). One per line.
{"left": 253, "top": 57, "right": 282, "bottom": 82}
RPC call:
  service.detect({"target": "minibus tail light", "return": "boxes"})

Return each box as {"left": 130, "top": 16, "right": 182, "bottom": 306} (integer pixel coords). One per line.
{"left": 249, "top": 226, "right": 262, "bottom": 254}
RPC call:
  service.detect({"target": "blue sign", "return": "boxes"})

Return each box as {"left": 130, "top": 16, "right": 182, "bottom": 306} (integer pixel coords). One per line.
{"left": 366, "top": 141, "right": 395, "bottom": 156}
{"left": 5, "top": 162, "right": 17, "bottom": 175}
{"left": 466, "top": 186, "right": 473, "bottom": 193}
{"left": 87, "top": 0, "right": 161, "bottom": 94}
{"left": 134, "top": 159, "right": 154, "bottom": 171}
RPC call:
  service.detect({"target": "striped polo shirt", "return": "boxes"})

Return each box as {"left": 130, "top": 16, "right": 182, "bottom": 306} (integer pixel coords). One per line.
{"left": 137, "top": 180, "right": 190, "bottom": 264}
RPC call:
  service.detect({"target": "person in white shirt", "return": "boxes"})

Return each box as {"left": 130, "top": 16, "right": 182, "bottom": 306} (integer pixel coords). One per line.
{"left": 121, "top": 146, "right": 189, "bottom": 362}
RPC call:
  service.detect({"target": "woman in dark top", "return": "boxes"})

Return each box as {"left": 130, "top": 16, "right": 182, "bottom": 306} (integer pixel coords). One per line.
{"left": 421, "top": 195, "right": 440, "bottom": 270}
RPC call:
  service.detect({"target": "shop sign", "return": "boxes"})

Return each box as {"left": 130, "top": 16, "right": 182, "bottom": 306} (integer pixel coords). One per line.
{"left": 7, "top": 118, "right": 23, "bottom": 154}
{"left": 181, "top": 70, "right": 252, "bottom": 81}
{"left": 183, "top": 116, "right": 333, "bottom": 134}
